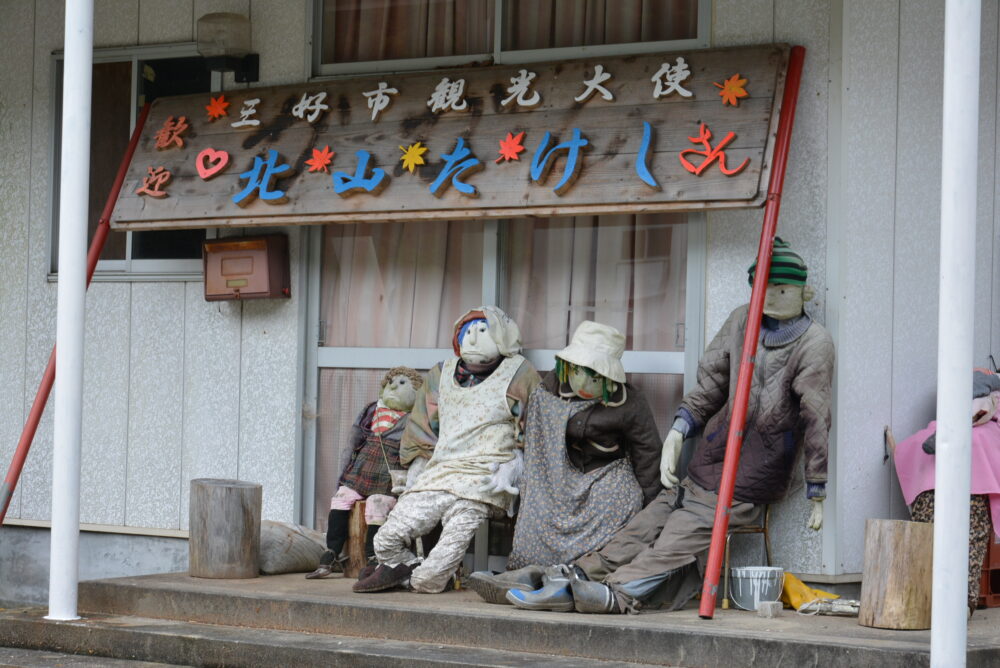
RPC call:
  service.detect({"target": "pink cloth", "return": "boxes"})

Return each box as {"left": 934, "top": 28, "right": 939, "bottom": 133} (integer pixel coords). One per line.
{"left": 894, "top": 418, "right": 1000, "bottom": 529}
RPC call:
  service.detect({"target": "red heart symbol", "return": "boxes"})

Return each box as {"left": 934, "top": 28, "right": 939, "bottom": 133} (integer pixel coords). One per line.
{"left": 196, "top": 148, "right": 230, "bottom": 179}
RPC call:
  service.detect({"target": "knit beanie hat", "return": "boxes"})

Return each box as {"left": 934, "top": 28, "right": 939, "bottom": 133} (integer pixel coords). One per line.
{"left": 747, "top": 237, "right": 808, "bottom": 286}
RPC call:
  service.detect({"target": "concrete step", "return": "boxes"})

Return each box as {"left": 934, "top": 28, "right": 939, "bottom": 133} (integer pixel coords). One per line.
{"left": 0, "top": 646, "right": 183, "bottom": 667}
{"left": 71, "top": 572, "right": 1000, "bottom": 667}
{"left": 0, "top": 608, "right": 642, "bottom": 667}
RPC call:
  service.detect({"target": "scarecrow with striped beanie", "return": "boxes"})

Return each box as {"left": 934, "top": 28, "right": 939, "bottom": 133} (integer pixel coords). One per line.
{"left": 506, "top": 238, "right": 835, "bottom": 616}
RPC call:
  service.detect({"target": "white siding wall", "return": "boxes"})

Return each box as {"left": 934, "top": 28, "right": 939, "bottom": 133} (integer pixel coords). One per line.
{"left": 710, "top": 0, "right": 833, "bottom": 575}
{"left": 0, "top": 0, "right": 306, "bottom": 532}
{"left": 3, "top": 0, "right": 1000, "bottom": 578}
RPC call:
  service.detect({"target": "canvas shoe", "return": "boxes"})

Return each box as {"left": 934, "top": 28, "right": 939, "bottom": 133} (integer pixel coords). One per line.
{"left": 466, "top": 565, "right": 546, "bottom": 605}
{"left": 505, "top": 565, "right": 574, "bottom": 612}
{"left": 352, "top": 563, "right": 414, "bottom": 593}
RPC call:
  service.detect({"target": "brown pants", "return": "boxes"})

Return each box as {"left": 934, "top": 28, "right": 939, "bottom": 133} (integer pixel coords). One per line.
{"left": 575, "top": 478, "right": 760, "bottom": 608}
{"left": 910, "top": 491, "right": 993, "bottom": 609}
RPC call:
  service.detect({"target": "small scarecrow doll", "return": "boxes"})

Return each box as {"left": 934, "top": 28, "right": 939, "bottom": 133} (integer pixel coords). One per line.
{"left": 306, "top": 366, "right": 423, "bottom": 579}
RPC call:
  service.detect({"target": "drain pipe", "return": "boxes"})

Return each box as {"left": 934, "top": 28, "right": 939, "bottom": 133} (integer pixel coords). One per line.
{"left": 46, "top": 0, "right": 93, "bottom": 621}
{"left": 931, "top": 1, "right": 980, "bottom": 665}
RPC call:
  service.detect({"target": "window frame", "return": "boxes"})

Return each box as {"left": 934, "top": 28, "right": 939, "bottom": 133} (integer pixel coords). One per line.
{"left": 309, "top": 0, "right": 712, "bottom": 78}
{"left": 48, "top": 42, "right": 217, "bottom": 281}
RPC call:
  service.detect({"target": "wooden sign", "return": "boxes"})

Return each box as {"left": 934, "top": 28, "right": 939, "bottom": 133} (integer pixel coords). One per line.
{"left": 111, "top": 44, "right": 791, "bottom": 230}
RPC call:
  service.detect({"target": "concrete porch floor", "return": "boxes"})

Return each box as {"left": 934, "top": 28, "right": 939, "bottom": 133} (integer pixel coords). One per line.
{"left": 0, "top": 572, "right": 998, "bottom": 667}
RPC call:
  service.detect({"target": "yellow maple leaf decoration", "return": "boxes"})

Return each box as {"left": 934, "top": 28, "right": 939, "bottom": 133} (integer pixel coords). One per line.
{"left": 713, "top": 73, "right": 749, "bottom": 107}
{"left": 400, "top": 142, "right": 428, "bottom": 173}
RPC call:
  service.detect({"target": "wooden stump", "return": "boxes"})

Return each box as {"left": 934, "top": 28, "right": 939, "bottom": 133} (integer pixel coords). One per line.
{"left": 343, "top": 501, "right": 368, "bottom": 579}
{"left": 859, "top": 518, "right": 933, "bottom": 629}
{"left": 189, "top": 478, "right": 262, "bottom": 579}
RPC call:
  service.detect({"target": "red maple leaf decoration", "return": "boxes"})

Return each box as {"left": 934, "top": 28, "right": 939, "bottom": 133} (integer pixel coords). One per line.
{"left": 306, "top": 145, "right": 335, "bottom": 173}
{"left": 495, "top": 131, "right": 526, "bottom": 163}
{"left": 205, "top": 95, "right": 230, "bottom": 120}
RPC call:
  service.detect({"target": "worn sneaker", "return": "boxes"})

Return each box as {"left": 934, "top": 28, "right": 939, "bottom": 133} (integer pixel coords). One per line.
{"left": 352, "top": 563, "right": 414, "bottom": 593}
{"left": 467, "top": 565, "right": 546, "bottom": 605}
{"left": 505, "top": 565, "right": 574, "bottom": 612}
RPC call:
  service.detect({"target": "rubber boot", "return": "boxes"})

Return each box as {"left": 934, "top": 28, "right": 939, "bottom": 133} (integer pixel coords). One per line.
{"left": 466, "top": 565, "right": 546, "bottom": 605}
{"left": 505, "top": 565, "right": 574, "bottom": 611}
{"left": 305, "top": 509, "right": 350, "bottom": 579}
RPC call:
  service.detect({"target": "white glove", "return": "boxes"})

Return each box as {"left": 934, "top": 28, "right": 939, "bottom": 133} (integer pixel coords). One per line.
{"left": 807, "top": 498, "right": 823, "bottom": 530}
{"left": 659, "top": 429, "right": 684, "bottom": 489}
{"left": 392, "top": 456, "right": 428, "bottom": 494}
{"left": 481, "top": 449, "right": 523, "bottom": 496}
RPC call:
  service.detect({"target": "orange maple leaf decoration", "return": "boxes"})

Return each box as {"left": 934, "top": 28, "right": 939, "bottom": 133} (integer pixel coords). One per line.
{"left": 205, "top": 95, "right": 230, "bottom": 120}
{"left": 495, "top": 131, "right": 526, "bottom": 163}
{"left": 713, "top": 74, "right": 749, "bottom": 107}
{"left": 306, "top": 145, "right": 335, "bottom": 173}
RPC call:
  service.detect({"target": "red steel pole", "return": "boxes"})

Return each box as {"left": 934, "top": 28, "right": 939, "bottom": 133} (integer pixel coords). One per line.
{"left": 698, "top": 46, "right": 807, "bottom": 618}
{"left": 0, "top": 103, "right": 151, "bottom": 526}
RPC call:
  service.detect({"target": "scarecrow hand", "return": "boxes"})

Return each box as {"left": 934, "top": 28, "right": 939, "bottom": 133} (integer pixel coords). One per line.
{"left": 393, "top": 456, "right": 428, "bottom": 494}
{"left": 807, "top": 499, "right": 823, "bottom": 530}
{"left": 481, "top": 450, "right": 524, "bottom": 496}
{"left": 660, "top": 429, "right": 684, "bottom": 489}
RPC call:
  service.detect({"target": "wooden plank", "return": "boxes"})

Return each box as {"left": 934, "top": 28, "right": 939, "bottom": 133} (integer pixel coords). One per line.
{"left": 112, "top": 44, "right": 790, "bottom": 230}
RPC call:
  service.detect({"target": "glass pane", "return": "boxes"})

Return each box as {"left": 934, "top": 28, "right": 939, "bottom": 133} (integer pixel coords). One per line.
{"left": 52, "top": 60, "right": 130, "bottom": 263}
{"left": 503, "top": 0, "right": 698, "bottom": 51}
{"left": 321, "top": 221, "right": 484, "bottom": 348}
{"left": 315, "top": 368, "right": 386, "bottom": 531}
{"left": 501, "top": 214, "right": 686, "bottom": 352}
{"left": 629, "top": 372, "right": 684, "bottom": 440}
{"left": 320, "top": 0, "right": 494, "bottom": 65}
{"left": 131, "top": 56, "right": 212, "bottom": 261}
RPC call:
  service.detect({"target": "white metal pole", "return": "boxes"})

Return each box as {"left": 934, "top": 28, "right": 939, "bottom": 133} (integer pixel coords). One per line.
{"left": 46, "top": 0, "right": 94, "bottom": 621}
{"left": 932, "top": 1, "right": 980, "bottom": 665}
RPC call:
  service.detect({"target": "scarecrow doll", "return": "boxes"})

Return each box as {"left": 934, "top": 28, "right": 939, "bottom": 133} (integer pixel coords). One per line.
{"left": 306, "top": 366, "right": 423, "bottom": 579}
{"left": 466, "top": 321, "right": 661, "bottom": 604}
{"left": 893, "top": 368, "right": 1000, "bottom": 616}
{"left": 353, "top": 306, "right": 541, "bottom": 594}
{"left": 507, "top": 238, "right": 835, "bottom": 614}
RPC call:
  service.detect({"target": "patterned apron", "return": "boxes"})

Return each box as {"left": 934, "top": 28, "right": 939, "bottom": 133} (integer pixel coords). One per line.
{"left": 507, "top": 386, "right": 642, "bottom": 570}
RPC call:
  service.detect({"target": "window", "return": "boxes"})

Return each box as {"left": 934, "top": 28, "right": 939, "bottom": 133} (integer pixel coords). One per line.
{"left": 313, "top": 215, "right": 692, "bottom": 561}
{"left": 50, "top": 45, "right": 212, "bottom": 277}
{"left": 312, "top": 0, "right": 709, "bottom": 76}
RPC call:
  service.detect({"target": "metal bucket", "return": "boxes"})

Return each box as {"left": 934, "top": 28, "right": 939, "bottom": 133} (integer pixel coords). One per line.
{"left": 729, "top": 566, "right": 784, "bottom": 611}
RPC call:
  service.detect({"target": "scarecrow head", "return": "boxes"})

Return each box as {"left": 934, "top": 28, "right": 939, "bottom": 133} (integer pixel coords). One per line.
{"left": 555, "top": 321, "right": 626, "bottom": 403}
{"left": 380, "top": 366, "right": 423, "bottom": 412}
{"left": 747, "top": 237, "right": 816, "bottom": 320}
{"left": 452, "top": 306, "right": 523, "bottom": 365}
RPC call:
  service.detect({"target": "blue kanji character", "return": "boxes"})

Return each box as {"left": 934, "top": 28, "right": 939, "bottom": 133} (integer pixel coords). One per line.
{"left": 530, "top": 128, "right": 589, "bottom": 196}
{"left": 332, "top": 150, "right": 388, "bottom": 197}
{"left": 232, "top": 149, "right": 292, "bottom": 206}
{"left": 636, "top": 121, "right": 661, "bottom": 190}
{"left": 429, "top": 138, "right": 482, "bottom": 198}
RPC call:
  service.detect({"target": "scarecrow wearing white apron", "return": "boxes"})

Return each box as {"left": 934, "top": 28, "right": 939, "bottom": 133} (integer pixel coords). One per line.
{"left": 354, "top": 306, "right": 541, "bottom": 594}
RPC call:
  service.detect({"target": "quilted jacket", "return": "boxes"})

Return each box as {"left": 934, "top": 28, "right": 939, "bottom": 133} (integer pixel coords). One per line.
{"left": 683, "top": 305, "right": 835, "bottom": 504}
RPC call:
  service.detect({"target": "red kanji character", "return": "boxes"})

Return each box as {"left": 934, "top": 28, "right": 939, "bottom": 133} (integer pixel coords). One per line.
{"left": 154, "top": 115, "right": 189, "bottom": 150}
{"left": 678, "top": 123, "right": 749, "bottom": 176}
{"left": 135, "top": 166, "right": 171, "bottom": 198}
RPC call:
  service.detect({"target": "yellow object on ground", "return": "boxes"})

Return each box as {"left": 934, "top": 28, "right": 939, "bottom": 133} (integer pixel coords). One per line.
{"left": 782, "top": 572, "right": 839, "bottom": 610}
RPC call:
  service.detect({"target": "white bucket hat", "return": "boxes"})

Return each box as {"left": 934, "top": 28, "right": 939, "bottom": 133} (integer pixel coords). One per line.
{"left": 556, "top": 321, "right": 626, "bottom": 383}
